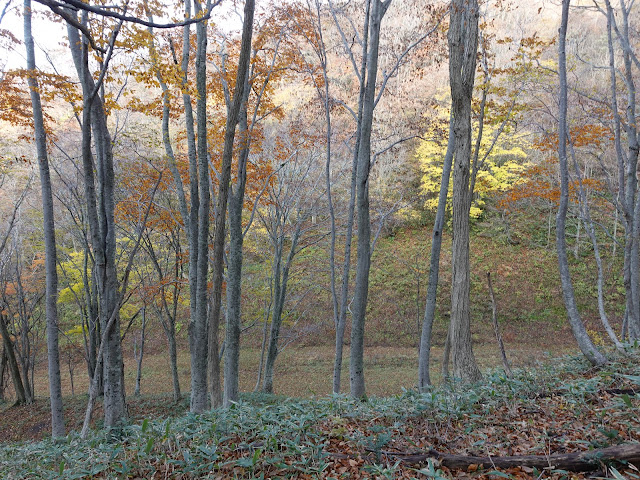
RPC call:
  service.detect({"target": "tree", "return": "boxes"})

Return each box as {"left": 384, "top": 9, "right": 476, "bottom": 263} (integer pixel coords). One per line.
{"left": 446, "top": 0, "right": 482, "bottom": 383}
{"left": 209, "top": 0, "right": 255, "bottom": 408}
{"left": 24, "top": 0, "right": 64, "bottom": 437}
{"left": 555, "top": 0, "right": 606, "bottom": 366}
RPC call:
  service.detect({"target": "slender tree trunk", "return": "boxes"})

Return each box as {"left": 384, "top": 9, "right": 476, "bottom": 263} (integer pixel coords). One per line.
{"left": 0, "top": 315, "right": 27, "bottom": 405}
{"left": 0, "top": 346, "right": 6, "bottom": 402}
{"left": 263, "top": 227, "right": 301, "bottom": 394}
{"left": 190, "top": 0, "right": 210, "bottom": 414}
{"left": 556, "top": 0, "right": 607, "bottom": 366}
{"left": 67, "top": 13, "right": 127, "bottom": 428}
{"left": 448, "top": 0, "right": 482, "bottom": 383}
{"left": 209, "top": 0, "right": 254, "bottom": 408}
{"left": 418, "top": 120, "right": 454, "bottom": 391}
{"left": 134, "top": 308, "right": 146, "bottom": 396}
{"left": 350, "top": 0, "right": 391, "bottom": 400}
{"left": 332, "top": 0, "right": 370, "bottom": 395}
{"left": 24, "top": 0, "right": 64, "bottom": 436}
{"left": 487, "top": 272, "right": 511, "bottom": 377}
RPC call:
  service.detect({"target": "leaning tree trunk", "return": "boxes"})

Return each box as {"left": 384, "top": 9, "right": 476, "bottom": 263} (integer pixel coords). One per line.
{"left": 448, "top": 0, "right": 482, "bottom": 384}
{"left": 556, "top": 0, "right": 607, "bottom": 366}
{"left": 24, "top": 0, "right": 65, "bottom": 436}
{"left": 0, "top": 314, "right": 27, "bottom": 405}
{"left": 418, "top": 120, "right": 454, "bottom": 391}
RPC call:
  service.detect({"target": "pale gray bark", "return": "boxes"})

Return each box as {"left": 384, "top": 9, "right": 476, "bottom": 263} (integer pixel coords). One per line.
{"left": 418, "top": 120, "right": 454, "bottom": 391}
{"left": 350, "top": 0, "right": 391, "bottom": 400}
{"left": 207, "top": 0, "right": 254, "bottom": 408}
{"left": 24, "top": 0, "right": 64, "bottom": 437}
{"left": 556, "top": 0, "right": 607, "bottom": 366}
{"left": 67, "top": 13, "right": 129, "bottom": 427}
{"left": 328, "top": 0, "right": 369, "bottom": 395}
{"left": 189, "top": 0, "right": 211, "bottom": 414}
{"left": 448, "top": 0, "right": 482, "bottom": 383}
{"left": 262, "top": 210, "right": 303, "bottom": 394}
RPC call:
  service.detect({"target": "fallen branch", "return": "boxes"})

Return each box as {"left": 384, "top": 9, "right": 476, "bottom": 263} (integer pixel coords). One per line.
{"left": 357, "top": 443, "right": 640, "bottom": 472}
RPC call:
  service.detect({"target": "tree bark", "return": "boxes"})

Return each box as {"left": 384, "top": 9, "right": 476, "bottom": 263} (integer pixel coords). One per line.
{"left": 67, "top": 14, "right": 128, "bottom": 428}
{"left": 263, "top": 225, "right": 301, "bottom": 394}
{"left": 556, "top": 0, "right": 607, "bottom": 366}
{"left": 209, "top": 0, "right": 254, "bottom": 408}
{"left": 367, "top": 443, "right": 640, "bottom": 471}
{"left": 487, "top": 272, "right": 511, "bottom": 377}
{"left": 189, "top": 0, "right": 211, "bottom": 414}
{"left": 418, "top": 120, "right": 454, "bottom": 390}
{"left": 349, "top": 0, "right": 391, "bottom": 400}
{"left": 0, "top": 314, "right": 27, "bottom": 405}
{"left": 134, "top": 308, "right": 146, "bottom": 396}
{"left": 448, "top": 0, "right": 482, "bottom": 383}
{"left": 24, "top": 0, "right": 65, "bottom": 436}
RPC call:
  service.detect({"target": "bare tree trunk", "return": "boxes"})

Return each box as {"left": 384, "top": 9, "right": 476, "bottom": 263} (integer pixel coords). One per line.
{"left": 0, "top": 346, "right": 7, "bottom": 403}
{"left": 0, "top": 314, "right": 27, "bottom": 405}
{"left": 190, "top": 0, "right": 211, "bottom": 414}
{"left": 487, "top": 272, "right": 511, "bottom": 377}
{"left": 448, "top": 0, "right": 482, "bottom": 383}
{"left": 418, "top": 120, "right": 454, "bottom": 391}
{"left": 211, "top": 0, "right": 254, "bottom": 408}
{"left": 556, "top": 0, "right": 607, "bottom": 366}
{"left": 332, "top": 0, "right": 369, "bottom": 396}
{"left": 134, "top": 308, "right": 146, "bottom": 396}
{"left": 350, "top": 0, "right": 391, "bottom": 400}
{"left": 24, "top": 0, "right": 64, "bottom": 436}
{"left": 263, "top": 226, "right": 301, "bottom": 394}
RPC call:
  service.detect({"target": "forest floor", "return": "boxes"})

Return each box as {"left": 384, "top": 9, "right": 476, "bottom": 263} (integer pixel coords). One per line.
{"left": 1, "top": 350, "right": 639, "bottom": 479}
{"left": 0, "top": 341, "right": 572, "bottom": 444}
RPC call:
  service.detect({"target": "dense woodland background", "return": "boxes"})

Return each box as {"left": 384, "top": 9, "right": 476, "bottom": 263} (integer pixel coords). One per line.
{"left": 0, "top": 0, "right": 639, "bottom": 467}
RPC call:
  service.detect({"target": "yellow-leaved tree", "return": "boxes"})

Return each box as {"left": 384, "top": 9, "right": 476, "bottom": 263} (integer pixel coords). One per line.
{"left": 417, "top": 106, "right": 529, "bottom": 219}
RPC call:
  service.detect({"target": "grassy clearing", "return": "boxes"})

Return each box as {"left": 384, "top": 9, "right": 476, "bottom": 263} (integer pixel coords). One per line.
{"left": 2, "top": 343, "right": 572, "bottom": 444}
{"left": 1, "top": 350, "right": 638, "bottom": 479}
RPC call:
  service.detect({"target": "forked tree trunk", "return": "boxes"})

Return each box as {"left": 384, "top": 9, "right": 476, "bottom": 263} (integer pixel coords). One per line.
{"left": 211, "top": 0, "right": 254, "bottom": 408}
{"left": 350, "top": 0, "right": 391, "bottom": 400}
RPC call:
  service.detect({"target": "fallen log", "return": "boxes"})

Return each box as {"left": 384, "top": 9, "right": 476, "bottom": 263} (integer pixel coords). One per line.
{"left": 364, "top": 443, "right": 640, "bottom": 472}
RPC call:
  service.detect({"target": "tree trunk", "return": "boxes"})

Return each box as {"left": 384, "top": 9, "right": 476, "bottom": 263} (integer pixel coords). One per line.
{"left": 448, "top": 0, "right": 482, "bottom": 383}
{"left": 263, "top": 226, "right": 301, "bottom": 394}
{"left": 67, "top": 14, "right": 127, "bottom": 428}
{"left": 209, "top": 0, "right": 254, "bottom": 409}
{"left": 0, "top": 346, "right": 7, "bottom": 402}
{"left": 418, "top": 120, "right": 454, "bottom": 391}
{"left": 328, "top": 0, "right": 370, "bottom": 395}
{"left": 24, "top": 0, "right": 65, "bottom": 436}
{"left": 189, "top": 0, "right": 211, "bottom": 414}
{"left": 0, "top": 314, "right": 27, "bottom": 405}
{"left": 350, "top": 0, "right": 391, "bottom": 400}
{"left": 134, "top": 308, "right": 146, "bottom": 396}
{"left": 556, "top": 0, "right": 607, "bottom": 366}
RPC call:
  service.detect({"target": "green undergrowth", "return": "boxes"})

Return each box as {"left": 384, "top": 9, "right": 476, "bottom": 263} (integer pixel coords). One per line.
{"left": 1, "top": 349, "right": 639, "bottom": 479}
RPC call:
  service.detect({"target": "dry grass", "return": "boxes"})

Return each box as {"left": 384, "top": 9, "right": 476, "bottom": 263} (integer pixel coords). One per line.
{"left": 27, "top": 342, "right": 573, "bottom": 401}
